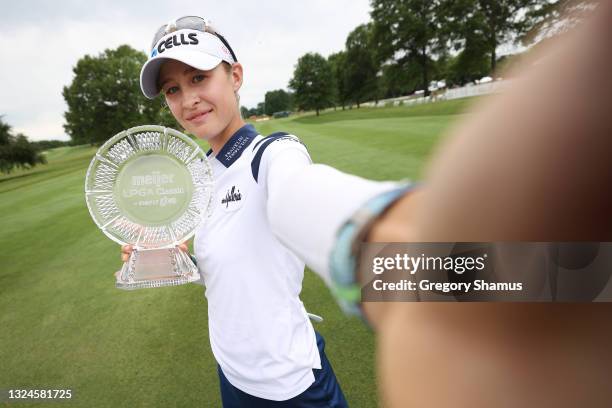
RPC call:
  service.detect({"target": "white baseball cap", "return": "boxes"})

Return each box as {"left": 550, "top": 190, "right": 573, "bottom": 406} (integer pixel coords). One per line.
{"left": 140, "top": 26, "right": 237, "bottom": 99}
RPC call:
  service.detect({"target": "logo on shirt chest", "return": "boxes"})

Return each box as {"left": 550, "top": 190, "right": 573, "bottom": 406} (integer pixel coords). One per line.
{"left": 221, "top": 186, "right": 243, "bottom": 210}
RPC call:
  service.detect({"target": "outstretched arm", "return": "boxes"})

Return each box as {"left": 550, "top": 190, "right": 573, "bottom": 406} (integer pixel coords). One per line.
{"left": 267, "top": 1, "right": 612, "bottom": 406}
{"left": 365, "top": 2, "right": 612, "bottom": 407}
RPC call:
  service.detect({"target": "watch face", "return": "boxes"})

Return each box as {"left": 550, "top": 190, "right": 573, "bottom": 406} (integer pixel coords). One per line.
{"left": 85, "top": 125, "right": 214, "bottom": 248}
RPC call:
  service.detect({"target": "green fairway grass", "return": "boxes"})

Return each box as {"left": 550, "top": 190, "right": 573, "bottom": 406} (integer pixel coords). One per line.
{"left": 0, "top": 98, "right": 474, "bottom": 407}
{"left": 254, "top": 98, "right": 475, "bottom": 180}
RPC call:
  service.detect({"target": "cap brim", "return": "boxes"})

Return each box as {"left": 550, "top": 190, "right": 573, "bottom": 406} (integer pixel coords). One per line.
{"left": 140, "top": 49, "right": 223, "bottom": 99}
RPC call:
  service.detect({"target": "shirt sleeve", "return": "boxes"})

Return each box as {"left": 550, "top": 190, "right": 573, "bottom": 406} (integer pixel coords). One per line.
{"left": 257, "top": 135, "right": 312, "bottom": 196}
{"left": 261, "top": 137, "right": 399, "bottom": 285}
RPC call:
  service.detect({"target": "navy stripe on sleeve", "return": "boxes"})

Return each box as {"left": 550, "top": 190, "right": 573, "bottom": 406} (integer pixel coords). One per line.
{"left": 252, "top": 132, "right": 306, "bottom": 183}
{"left": 251, "top": 131, "right": 288, "bottom": 151}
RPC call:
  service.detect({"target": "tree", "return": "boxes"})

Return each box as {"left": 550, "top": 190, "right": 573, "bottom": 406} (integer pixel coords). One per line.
{"left": 438, "top": 0, "right": 565, "bottom": 80}
{"left": 380, "top": 61, "right": 423, "bottom": 97}
{"left": 327, "top": 52, "right": 349, "bottom": 110}
{"left": 240, "top": 106, "right": 250, "bottom": 118}
{"left": 245, "top": 106, "right": 262, "bottom": 118}
{"left": 0, "top": 118, "right": 11, "bottom": 146}
{"left": 264, "top": 90, "right": 291, "bottom": 115}
{"left": 257, "top": 102, "right": 266, "bottom": 116}
{"left": 344, "top": 24, "right": 380, "bottom": 108}
{"left": 289, "top": 53, "right": 334, "bottom": 116}
{"left": 157, "top": 104, "right": 180, "bottom": 129}
{"left": 63, "top": 45, "right": 169, "bottom": 145}
{"left": 522, "top": 0, "right": 594, "bottom": 46}
{"left": 287, "top": 91, "right": 296, "bottom": 111}
{"left": 450, "top": 0, "right": 560, "bottom": 74}
{"left": 371, "top": 0, "right": 446, "bottom": 96}
{"left": 30, "top": 140, "right": 72, "bottom": 151}
{"left": 438, "top": 0, "right": 491, "bottom": 84}
{"left": 441, "top": 51, "right": 490, "bottom": 85}
{"left": 0, "top": 117, "right": 46, "bottom": 174}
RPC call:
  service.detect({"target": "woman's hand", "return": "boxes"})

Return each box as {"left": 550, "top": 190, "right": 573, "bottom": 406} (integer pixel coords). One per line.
{"left": 120, "top": 242, "right": 190, "bottom": 262}
{"left": 120, "top": 244, "right": 134, "bottom": 263}
{"left": 116, "top": 242, "right": 191, "bottom": 279}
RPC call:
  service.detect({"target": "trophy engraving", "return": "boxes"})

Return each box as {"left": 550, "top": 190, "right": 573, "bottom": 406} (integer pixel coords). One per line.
{"left": 85, "top": 125, "right": 213, "bottom": 289}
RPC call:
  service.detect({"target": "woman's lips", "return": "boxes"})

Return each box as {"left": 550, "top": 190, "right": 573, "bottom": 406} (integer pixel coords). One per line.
{"left": 186, "top": 109, "right": 213, "bottom": 122}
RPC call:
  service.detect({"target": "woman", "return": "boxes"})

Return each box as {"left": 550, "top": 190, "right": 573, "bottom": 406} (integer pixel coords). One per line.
{"left": 123, "top": 16, "right": 350, "bottom": 407}
{"left": 123, "top": 3, "right": 612, "bottom": 406}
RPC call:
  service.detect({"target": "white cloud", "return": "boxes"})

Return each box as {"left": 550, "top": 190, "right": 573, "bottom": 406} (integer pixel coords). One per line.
{"left": 0, "top": 1, "right": 371, "bottom": 141}
{"left": 14, "top": 115, "right": 69, "bottom": 142}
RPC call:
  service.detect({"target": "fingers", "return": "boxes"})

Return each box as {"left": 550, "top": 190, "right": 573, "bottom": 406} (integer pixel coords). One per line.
{"left": 121, "top": 244, "right": 132, "bottom": 262}
{"left": 120, "top": 242, "right": 189, "bottom": 264}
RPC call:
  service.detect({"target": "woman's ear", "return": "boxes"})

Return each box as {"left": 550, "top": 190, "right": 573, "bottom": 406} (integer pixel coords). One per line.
{"left": 231, "top": 63, "right": 243, "bottom": 92}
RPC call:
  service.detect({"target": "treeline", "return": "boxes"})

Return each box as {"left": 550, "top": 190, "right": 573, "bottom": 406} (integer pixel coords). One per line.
{"left": 0, "top": 116, "right": 77, "bottom": 174}
{"left": 58, "top": 0, "right": 585, "bottom": 145}
{"left": 0, "top": 117, "right": 46, "bottom": 174}
{"left": 29, "top": 140, "right": 73, "bottom": 150}
{"left": 250, "top": 0, "right": 575, "bottom": 116}
{"left": 241, "top": 89, "right": 294, "bottom": 118}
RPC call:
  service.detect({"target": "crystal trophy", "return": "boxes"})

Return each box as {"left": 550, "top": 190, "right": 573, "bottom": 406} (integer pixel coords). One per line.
{"left": 85, "top": 125, "right": 213, "bottom": 290}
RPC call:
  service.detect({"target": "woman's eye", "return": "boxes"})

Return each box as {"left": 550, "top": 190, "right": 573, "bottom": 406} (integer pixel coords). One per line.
{"left": 192, "top": 74, "right": 205, "bottom": 83}
{"left": 165, "top": 86, "right": 179, "bottom": 95}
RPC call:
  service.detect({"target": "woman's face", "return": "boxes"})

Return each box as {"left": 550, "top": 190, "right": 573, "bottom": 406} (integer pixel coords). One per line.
{"left": 158, "top": 60, "right": 242, "bottom": 141}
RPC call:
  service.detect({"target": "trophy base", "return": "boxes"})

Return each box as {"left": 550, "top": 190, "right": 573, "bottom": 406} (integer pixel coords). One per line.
{"left": 116, "top": 247, "right": 201, "bottom": 290}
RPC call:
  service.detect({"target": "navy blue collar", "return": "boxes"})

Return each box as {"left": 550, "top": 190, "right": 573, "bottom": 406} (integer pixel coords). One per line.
{"left": 208, "top": 124, "right": 258, "bottom": 168}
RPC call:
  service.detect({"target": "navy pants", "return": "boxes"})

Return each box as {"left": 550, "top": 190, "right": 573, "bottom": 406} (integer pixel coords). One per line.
{"left": 217, "top": 331, "right": 349, "bottom": 407}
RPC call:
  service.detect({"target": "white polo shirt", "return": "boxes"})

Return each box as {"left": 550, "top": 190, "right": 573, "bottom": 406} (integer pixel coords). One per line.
{"left": 193, "top": 124, "right": 321, "bottom": 401}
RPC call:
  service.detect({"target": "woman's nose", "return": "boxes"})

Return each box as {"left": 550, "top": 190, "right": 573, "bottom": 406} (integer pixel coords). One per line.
{"left": 182, "top": 90, "right": 200, "bottom": 109}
